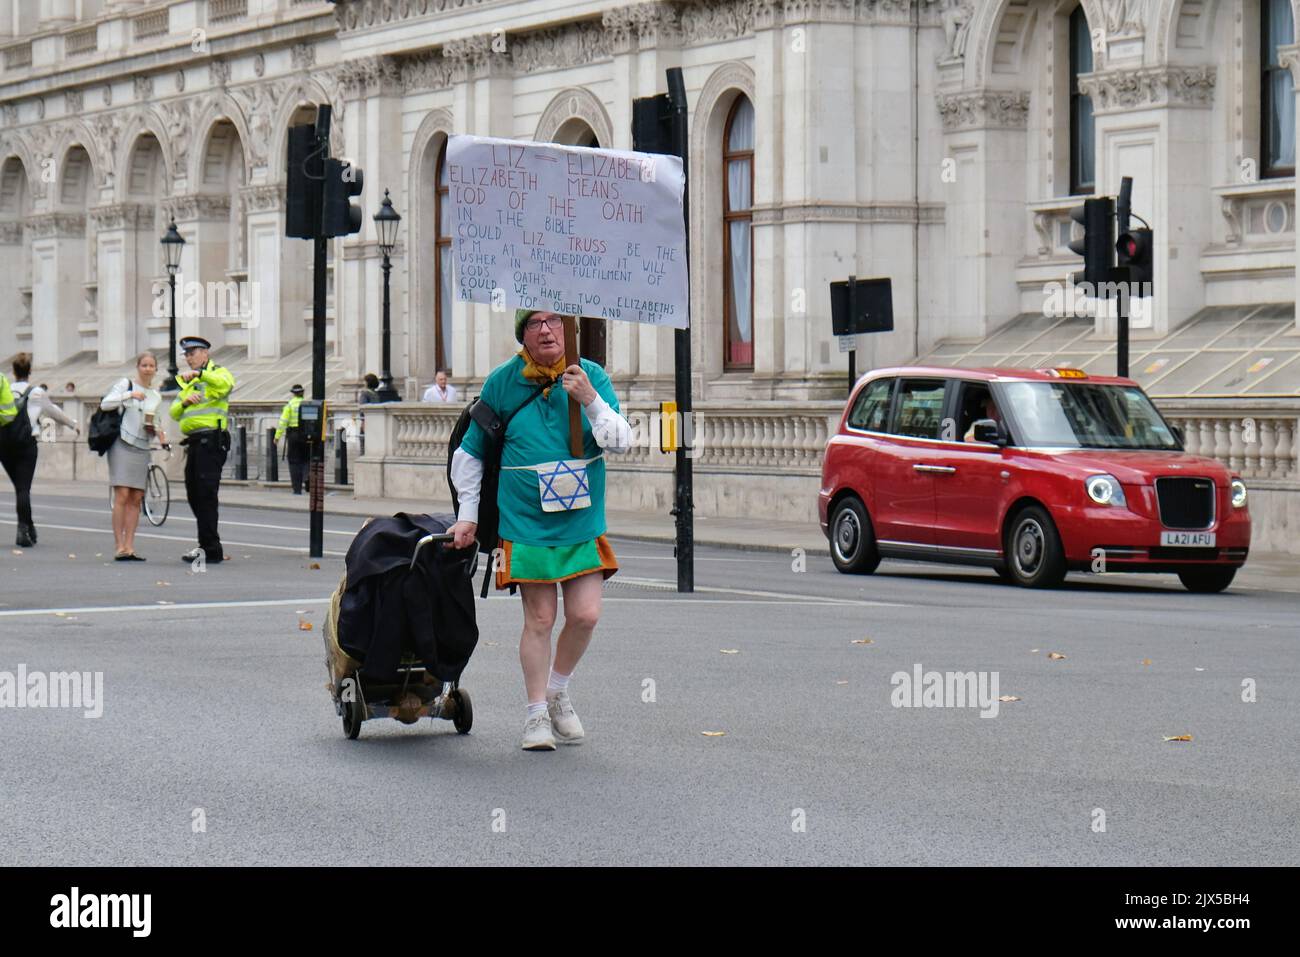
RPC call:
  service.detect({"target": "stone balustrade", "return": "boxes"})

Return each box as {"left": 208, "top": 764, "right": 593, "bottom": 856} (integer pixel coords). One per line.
{"left": 1160, "top": 405, "right": 1298, "bottom": 483}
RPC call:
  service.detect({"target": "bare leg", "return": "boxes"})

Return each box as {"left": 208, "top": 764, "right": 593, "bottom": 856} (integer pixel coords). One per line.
{"left": 518, "top": 582, "right": 558, "bottom": 704}
{"left": 553, "top": 571, "right": 603, "bottom": 677}
{"left": 111, "top": 486, "right": 131, "bottom": 554}
{"left": 122, "top": 488, "right": 145, "bottom": 554}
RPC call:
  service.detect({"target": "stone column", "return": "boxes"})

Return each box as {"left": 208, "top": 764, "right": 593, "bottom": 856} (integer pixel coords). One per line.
{"left": 1279, "top": 44, "right": 1300, "bottom": 330}
{"left": 241, "top": 184, "right": 303, "bottom": 360}
{"left": 0, "top": 221, "right": 23, "bottom": 356}
{"left": 935, "top": 89, "right": 1031, "bottom": 348}
{"left": 446, "top": 34, "right": 516, "bottom": 381}
{"left": 88, "top": 202, "right": 153, "bottom": 365}
{"left": 28, "top": 212, "right": 86, "bottom": 365}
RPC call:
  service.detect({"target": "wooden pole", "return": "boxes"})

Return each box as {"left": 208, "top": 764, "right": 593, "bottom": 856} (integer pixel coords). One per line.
{"left": 563, "top": 315, "right": 583, "bottom": 457}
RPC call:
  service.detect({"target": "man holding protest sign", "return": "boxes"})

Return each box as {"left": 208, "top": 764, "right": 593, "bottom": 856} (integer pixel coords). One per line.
{"left": 449, "top": 309, "right": 632, "bottom": 751}
{"left": 443, "top": 133, "right": 686, "bottom": 751}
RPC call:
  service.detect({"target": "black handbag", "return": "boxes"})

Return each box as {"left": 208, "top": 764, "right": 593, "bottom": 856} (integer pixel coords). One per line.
{"left": 87, "top": 380, "right": 126, "bottom": 456}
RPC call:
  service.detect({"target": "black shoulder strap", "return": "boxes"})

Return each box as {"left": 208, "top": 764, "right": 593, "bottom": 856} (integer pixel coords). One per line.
{"left": 501, "top": 382, "right": 550, "bottom": 428}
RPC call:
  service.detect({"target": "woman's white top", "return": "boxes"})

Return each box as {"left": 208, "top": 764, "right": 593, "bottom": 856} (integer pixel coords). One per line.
{"left": 9, "top": 381, "right": 78, "bottom": 438}
{"left": 100, "top": 378, "right": 163, "bottom": 451}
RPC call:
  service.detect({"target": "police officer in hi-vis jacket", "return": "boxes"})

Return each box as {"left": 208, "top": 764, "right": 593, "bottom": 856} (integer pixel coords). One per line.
{"left": 169, "top": 336, "right": 235, "bottom": 564}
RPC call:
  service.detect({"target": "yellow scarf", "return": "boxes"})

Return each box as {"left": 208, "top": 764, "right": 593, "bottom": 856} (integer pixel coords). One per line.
{"left": 518, "top": 348, "right": 567, "bottom": 396}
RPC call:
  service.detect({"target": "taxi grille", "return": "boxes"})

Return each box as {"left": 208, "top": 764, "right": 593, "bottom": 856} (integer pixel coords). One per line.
{"left": 1155, "top": 477, "right": 1215, "bottom": 530}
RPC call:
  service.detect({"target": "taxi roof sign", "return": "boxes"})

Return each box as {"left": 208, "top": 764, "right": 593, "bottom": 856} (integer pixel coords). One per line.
{"left": 1041, "top": 367, "right": 1088, "bottom": 379}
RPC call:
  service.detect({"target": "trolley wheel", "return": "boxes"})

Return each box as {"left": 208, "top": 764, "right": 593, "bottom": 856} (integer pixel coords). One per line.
{"left": 342, "top": 697, "right": 365, "bottom": 739}
{"left": 451, "top": 688, "right": 472, "bottom": 734}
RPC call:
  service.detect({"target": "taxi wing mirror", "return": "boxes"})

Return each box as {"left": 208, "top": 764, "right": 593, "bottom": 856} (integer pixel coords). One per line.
{"left": 972, "top": 419, "right": 1007, "bottom": 446}
{"left": 1171, "top": 425, "right": 1185, "bottom": 447}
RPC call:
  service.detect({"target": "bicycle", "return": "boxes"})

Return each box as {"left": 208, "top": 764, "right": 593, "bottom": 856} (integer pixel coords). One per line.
{"left": 143, "top": 442, "right": 172, "bottom": 527}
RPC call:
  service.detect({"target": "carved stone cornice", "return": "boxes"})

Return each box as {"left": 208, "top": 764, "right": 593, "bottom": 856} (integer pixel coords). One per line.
{"left": 229, "top": 81, "right": 287, "bottom": 168}
{"left": 210, "top": 59, "right": 231, "bottom": 87}
{"left": 291, "top": 43, "right": 316, "bottom": 72}
{"left": 441, "top": 33, "right": 514, "bottom": 81}
{"left": 88, "top": 203, "right": 154, "bottom": 230}
{"left": 398, "top": 51, "right": 455, "bottom": 93}
{"left": 239, "top": 184, "right": 284, "bottom": 214}
{"left": 26, "top": 213, "right": 87, "bottom": 239}
{"left": 935, "top": 89, "right": 1030, "bottom": 131}
{"left": 134, "top": 75, "right": 153, "bottom": 102}
{"left": 751, "top": 201, "right": 945, "bottom": 225}
{"left": 510, "top": 23, "right": 610, "bottom": 74}
{"left": 1077, "top": 66, "right": 1216, "bottom": 112}
{"left": 336, "top": 55, "right": 402, "bottom": 98}
{"left": 162, "top": 193, "right": 232, "bottom": 222}
{"left": 66, "top": 89, "right": 83, "bottom": 114}
{"left": 603, "top": 2, "right": 681, "bottom": 54}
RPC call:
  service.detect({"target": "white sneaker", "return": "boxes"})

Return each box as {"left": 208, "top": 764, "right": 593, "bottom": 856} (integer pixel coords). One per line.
{"left": 521, "top": 712, "right": 556, "bottom": 751}
{"left": 547, "top": 690, "right": 585, "bottom": 744}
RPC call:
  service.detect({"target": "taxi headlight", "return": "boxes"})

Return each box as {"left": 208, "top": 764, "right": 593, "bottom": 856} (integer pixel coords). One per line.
{"left": 1231, "top": 479, "right": 1248, "bottom": 508}
{"left": 1085, "top": 474, "right": 1127, "bottom": 507}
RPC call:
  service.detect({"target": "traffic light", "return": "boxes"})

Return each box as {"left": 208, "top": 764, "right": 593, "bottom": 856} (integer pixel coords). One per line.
{"left": 322, "top": 158, "right": 364, "bottom": 238}
{"left": 1068, "top": 197, "right": 1114, "bottom": 288}
{"left": 285, "top": 124, "right": 322, "bottom": 239}
{"left": 1116, "top": 227, "right": 1154, "bottom": 287}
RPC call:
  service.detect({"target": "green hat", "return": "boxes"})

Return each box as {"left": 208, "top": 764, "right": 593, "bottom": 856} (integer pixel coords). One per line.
{"left": 514, "top": 308, "right": 540, "bottom": 343}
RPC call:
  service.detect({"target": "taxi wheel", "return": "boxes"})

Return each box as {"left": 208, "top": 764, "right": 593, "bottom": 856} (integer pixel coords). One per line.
{"left": 830, "top": 497, "right": 880, "bottom": 575}
{"left": 1005, "top": 506, "right": 1066, "bottom": 588}
{"left": 1178, "top": 567, "right": 1237, "bottom": 593}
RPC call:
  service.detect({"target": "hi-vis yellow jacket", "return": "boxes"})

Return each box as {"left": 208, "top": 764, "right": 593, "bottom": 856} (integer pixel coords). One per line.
{"left": 169, "top": 362, "right": 235, "bottom": 435}
{"left": 0, "top": 374, "right": 15, "bottom": 426}
{"left": 275, "top": 396, "right": 303, "bottom": 442}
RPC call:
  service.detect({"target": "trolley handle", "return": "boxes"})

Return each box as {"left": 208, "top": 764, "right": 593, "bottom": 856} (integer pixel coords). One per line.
{"left": 410, "top": 532, "right": 456, "bottom": 570}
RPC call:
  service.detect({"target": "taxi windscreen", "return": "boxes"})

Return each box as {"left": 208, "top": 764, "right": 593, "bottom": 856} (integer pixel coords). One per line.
{"left": 999, "top": 381, "right": 1181, "bottom": 451}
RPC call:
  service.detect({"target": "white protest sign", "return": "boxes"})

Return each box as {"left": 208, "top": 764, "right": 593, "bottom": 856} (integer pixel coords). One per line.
{"left": 446, "top": 135, "right": 688, "bottom": 328}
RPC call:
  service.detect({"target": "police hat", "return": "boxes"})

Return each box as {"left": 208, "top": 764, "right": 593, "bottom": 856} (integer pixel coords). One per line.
{"left": 178, "top": 336, "right": 212, "bottom": 352}
{"left": 290, "top": 384, "right": 304, "bottom": 396}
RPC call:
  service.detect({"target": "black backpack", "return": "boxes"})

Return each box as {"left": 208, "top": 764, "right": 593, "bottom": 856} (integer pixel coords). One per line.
{"left": 0, "top": 386, "right": 36, "bottom": 452}
{"left": 447, "top": 385, "right": 548, "bottom": 596}
{"left": 86, "top": 379, "right": 127, "bottom": 456}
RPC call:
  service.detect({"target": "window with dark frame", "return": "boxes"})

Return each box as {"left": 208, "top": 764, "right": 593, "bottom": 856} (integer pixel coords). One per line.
{"left": 1263, "top": 0, "right": 1296, "bottom": 178}
{"left": 723, "top": 95, "right": 755, "bottom": 370}
{"left": 435, "top": 140, "right": 451, "bottom": 373}
{"left": 1069, "top": 4, "right": 1095, "bottom": 196}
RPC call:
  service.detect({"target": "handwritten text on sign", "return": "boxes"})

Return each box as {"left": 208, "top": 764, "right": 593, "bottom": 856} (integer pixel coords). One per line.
{"left": 447, "top": 135, "right": 688, "bottom": 329}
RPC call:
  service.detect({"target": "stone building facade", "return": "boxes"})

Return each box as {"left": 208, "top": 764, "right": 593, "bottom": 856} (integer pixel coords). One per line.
{"left": 1, "top": 1, "right": 1298, "bottom": 543}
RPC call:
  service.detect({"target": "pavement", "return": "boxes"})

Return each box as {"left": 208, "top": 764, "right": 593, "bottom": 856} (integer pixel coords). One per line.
{"left": 0, "top": 484, "right": 1296, "bottom": 866}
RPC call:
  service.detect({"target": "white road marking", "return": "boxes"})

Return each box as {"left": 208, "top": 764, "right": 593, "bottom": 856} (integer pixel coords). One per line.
{"left": 0, "top": 496, "right": 360, "bottom": 536}
{"left": 610, "top": 575, "right": 906, "bottom": 606}
{"left": 0, "top": 597, "right": 332, "bottom": 618}
{"left": 0, "top": 518, "right": 347, "bottom": 557}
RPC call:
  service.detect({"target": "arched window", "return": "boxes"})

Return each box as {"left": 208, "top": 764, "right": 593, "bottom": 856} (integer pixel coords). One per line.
{"left": 1069, "top": 5, "right": 1095, "bottom": 195}
{"left": 1263, "top": 0, "right": 1296, "bottom": 178}
{"left": 435, "top": 139, "right": 452, "bottom": 372}
{"left": 723, "top": 95, "right": 754, "bottom": 370}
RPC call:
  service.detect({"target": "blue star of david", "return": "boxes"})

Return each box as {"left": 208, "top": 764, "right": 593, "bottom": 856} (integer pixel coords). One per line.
{"left": 539, "top": 461, "right": 590, "bottom": 509}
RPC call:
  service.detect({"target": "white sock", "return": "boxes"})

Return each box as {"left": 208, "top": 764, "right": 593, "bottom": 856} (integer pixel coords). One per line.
{"left": 547, "top": 669, "right": 571, "bottom": 695}
{"left": 526, "top": 701, "right": 547, "bottom": 719}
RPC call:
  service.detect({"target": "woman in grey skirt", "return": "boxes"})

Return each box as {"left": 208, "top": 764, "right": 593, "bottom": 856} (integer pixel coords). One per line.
{"left": 101, "top": 352, "right": 166, "bottom": 561}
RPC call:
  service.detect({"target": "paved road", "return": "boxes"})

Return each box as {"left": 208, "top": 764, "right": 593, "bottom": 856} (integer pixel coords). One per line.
{"left": 0, "top": 489, "right": 1296, "bottom": 866}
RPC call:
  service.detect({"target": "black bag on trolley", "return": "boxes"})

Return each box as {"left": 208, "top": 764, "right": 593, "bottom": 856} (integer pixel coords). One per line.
{"left": 334, "top": 512, "right": 479, "bottom": 686}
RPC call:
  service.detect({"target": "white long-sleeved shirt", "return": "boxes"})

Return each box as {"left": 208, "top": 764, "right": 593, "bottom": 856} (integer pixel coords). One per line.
{"left": 9, "top": 382, "right": 78, "bottom": 438}
{"left": 450, "top": 393, "right": 633, "bottom": 525}
{"left": 100, "top": 378, "right": 164, "bottom": 450}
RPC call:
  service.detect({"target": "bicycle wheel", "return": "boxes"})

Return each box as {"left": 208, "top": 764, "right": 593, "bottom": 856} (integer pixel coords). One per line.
{"left": 143, "top": 464, "right": 170, "bottom": 527}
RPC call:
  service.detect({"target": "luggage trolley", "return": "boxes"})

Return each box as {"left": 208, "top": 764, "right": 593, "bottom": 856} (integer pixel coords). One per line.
{"left": 324, "top": 531, "right": 477, "bottom": 740}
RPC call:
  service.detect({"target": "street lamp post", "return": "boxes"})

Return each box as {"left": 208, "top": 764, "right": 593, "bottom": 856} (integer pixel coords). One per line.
{"left": 373, "top": 190, "right": 401, "bottom": 403}
{"left": 160, "top": 218, "right": 186, "bottom": 382}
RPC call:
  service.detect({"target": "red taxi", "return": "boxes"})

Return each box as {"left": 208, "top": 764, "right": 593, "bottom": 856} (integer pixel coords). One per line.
{"left": 818, "top": 366, "right": 1251, "bottom": 591}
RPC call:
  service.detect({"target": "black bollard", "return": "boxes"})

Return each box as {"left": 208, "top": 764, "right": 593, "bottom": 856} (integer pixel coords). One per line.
{"left": 266, "top": 427, "right": 278, "bottom": 483}
{"left": 235, "top": 425, "right": 248, "bottom": 480}
{"left": 334, "top": 431, "right": 349, "bottom": 485}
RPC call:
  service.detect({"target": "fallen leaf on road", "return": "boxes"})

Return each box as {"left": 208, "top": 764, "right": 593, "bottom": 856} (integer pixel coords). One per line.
{"left": 1163, "top": 735, "right": 1193, "bottom": 742}
{"left": 54, "top": 612, "right": 68, "bottom": 618}
{"left": 155, "top": 581, "right": 170, "bottom": 587}
{"left": 701, "top": 731, "right": 726, "bottom": 737}
{"left": 1030, "top": 649, "right": 1039, "bottom": 654}
{"left": 851, "top": 638, "right": 873, "bottom": 645}
{"left": 295, "top": 609, "right": 308, "bottom": 614}
{"left": 1194, "top": 667, "right": 1205, "bottom": 672}
{"left": 156, "top": 600, "right": 174, "bottom": 605}
{"left": 1140, "top": 658, "right": 1152, "bottom": 666}
{"left": 67, "top": 554, "right": 76, "bottom": 559}
{"left": 997, "top": 695, "right": 1020, "bottom": 702}
{"left": 484, "top": 640, "right": 499, "bottom": 647}
{"left": 1048, "top": 652, "right": 1067, "bottom": 660}
{"left": 298, "top": 620, "right": 313, "bottom": 631}
{"left": 720, "top": 649, "right": 739, "bottom": 655}
{"left": 95, "top": 553, "right": 103, "bottom": 558}
{"left": 309, "top": 563, "right": 320, "bottom": 570}
{"left": 11, "top": 549, "right": 22, "bottom": 556}
{"left": 835, "top": 680, "right": 849, "bottom": 685}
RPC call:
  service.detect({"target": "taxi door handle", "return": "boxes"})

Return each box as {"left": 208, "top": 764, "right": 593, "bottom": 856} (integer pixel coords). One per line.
{"left": 913, "top": 464, "right": 957, "bottom": 474}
